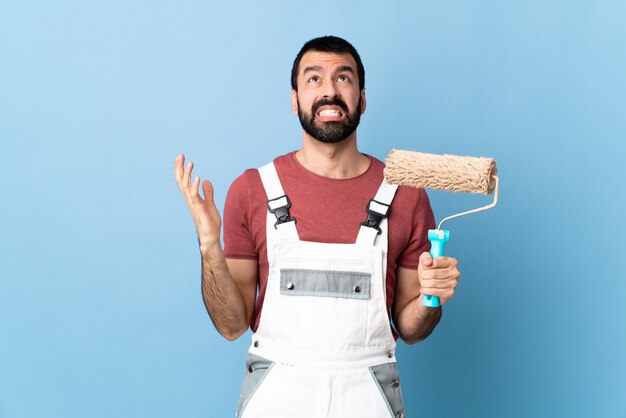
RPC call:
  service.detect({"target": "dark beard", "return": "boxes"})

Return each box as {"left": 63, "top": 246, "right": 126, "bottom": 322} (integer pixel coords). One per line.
{"left": 297, "top": 96, "right": 362, "bottom": 144}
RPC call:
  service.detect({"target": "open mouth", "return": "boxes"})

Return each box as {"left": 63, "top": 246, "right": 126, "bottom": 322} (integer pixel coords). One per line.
{"left": 316, "top": 106, "right": 345, "bottom": 120}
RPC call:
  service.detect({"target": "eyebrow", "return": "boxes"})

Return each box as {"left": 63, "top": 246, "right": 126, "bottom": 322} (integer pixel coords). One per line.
{"left": 303, "top": 65, "right": 323, "bottom": 75}
{"left": 336, "top": 65, "right": 355, "bottom": 74}
{"left": 302, "top": 65, "right": 355, "bottom": 75}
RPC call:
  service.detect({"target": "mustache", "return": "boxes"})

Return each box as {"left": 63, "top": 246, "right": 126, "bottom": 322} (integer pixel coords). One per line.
{"left": 312, "top": 98, "right": 349, "bottom": 115}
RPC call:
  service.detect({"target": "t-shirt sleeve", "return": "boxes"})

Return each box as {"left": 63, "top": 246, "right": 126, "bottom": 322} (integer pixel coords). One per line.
{"left": 223, "top": 170, "right": 258, "bottom": 260}
{"left": 397, "top": 188, "right": 436, "bottom": 270}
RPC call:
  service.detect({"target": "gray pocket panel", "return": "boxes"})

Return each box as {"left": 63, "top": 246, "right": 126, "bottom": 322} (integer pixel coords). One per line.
{"left": 236, "top": 353, "right": 275, "bottom": 418}
{"left": 279, "top": 268, "right": 371, "bottom": 299}
{"left": 369, "top": 362, "right": 406, "bottom": 418}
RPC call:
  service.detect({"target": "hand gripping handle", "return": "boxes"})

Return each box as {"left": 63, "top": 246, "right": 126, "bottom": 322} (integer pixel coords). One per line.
{"left": 423, "top": 229, "right": 450, "bottom": 308}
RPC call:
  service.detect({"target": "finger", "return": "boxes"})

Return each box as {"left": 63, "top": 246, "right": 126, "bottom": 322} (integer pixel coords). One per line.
{"left": 431, "top": 256, "right": 458, "bottom": 269}
{"left": 420, "top": 274, "right": 458, "bottom": 292}
{"left": 190, "top": 175, "right": 202, "bottom": 202}
{"left": 202, "top": 180, "right": 215, "bottom": 206}
{"left": 202, "top": 180, "right": 222, "bottom": 226}
{"left": 420, "top": 276, "right": 458, "bottom": 289}
{"left": 428, "top": 261, "right": 461, "bottom": 283}
{"left": 421, "top": 287, "right": 456, "bottom": 302}
{"left": 418, "top": 251, "right": 433, "bottom": 271}
{"left": 420, "top": 265, "right": 461, "bottom": 282}
{"left": 419, "top": 268, "right": 439, "bottom": 281}
{"left": 182, "top": 161, "right": 194, "bottom": 193}
{"left": 419, "top": 270, "right": 449, "bottom": 284}
{"left": 174, "top": 154, "right": 185, "bottom": 185}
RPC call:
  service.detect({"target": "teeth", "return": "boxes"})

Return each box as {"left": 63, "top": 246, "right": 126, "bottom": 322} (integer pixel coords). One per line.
{"left": 319, "top": 109, "right": 341, "bottom": 117}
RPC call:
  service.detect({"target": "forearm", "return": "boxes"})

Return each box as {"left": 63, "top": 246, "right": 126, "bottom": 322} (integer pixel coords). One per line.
{"left": 200, "top": 244, "right": 249, "bottom": 341}
{"left": 394, "top": 296, "right": 442, "bottom": 344}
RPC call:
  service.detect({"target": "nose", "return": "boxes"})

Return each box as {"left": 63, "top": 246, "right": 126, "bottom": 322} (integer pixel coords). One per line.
{"left": 320, "top": 78, "right": 339, "bottom": 99}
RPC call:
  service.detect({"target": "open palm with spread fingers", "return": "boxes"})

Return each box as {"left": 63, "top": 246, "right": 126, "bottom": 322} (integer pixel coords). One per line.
{"left": 174, "top": 154, "right": 221, "bottom": 250}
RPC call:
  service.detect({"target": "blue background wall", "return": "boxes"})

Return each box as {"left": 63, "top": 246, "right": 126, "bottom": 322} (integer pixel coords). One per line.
{"left": 1, "top": 1, "right": 624, "bottom": 417}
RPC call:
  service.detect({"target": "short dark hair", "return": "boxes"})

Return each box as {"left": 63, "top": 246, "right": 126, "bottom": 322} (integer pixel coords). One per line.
{"left": 291, "top": 36, "right": 365, "bottom": 92}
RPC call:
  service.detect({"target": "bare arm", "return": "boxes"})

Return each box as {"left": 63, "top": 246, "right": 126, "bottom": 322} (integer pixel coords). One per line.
{"left": 174, "top": 154, "right": 257, "bottom": 341}
{"left": 200, "top": 246, "right": 258, "bottom": 340}
{"left": 392, "top": 252, "right": 460, "bottom": 344}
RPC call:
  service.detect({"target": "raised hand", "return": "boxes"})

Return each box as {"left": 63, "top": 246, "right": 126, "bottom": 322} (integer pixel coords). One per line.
{"left": 174, "top": 154, "right": 222, "bottom": 251}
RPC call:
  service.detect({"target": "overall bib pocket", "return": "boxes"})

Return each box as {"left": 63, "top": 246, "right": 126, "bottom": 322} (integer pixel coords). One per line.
{"left": 280, "top": 268, "right": 371, "bottom": 299}
{"left": 273, "top": 266, "right": 373, "bottom": 348}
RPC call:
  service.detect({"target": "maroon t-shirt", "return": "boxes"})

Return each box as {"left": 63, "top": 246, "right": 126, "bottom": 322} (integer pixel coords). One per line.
{"left": 223, "top": 151, "right": 435, "bottom": 332}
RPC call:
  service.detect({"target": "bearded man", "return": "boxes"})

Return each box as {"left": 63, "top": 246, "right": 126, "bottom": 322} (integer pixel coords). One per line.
{"left": 174, "top": 35, "right": 460, "bottom": 418}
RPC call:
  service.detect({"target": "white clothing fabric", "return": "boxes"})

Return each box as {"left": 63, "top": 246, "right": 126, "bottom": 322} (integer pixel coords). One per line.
{"left": 237, "top": 162, "right": 405, "bottom": 418}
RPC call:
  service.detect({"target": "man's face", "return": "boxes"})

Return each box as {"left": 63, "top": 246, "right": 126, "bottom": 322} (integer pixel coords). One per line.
{"left": 292, "top": 51, "right": 366, "bottom": 144}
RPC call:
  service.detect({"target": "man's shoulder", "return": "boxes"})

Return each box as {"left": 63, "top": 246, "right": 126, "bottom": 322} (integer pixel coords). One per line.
{"left": 231, "top": 167, "right": 259, "bottom": 186}
{"left": 227, "top": 168, "right": 262, "bottom": 202}
{"left": 228, "top": 151, "right": 296, "bottom": 196}
{"left": 366, "top": 154, "right": 385, "bottom": 173}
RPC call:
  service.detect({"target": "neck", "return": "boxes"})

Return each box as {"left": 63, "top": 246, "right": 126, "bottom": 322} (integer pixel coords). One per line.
{"left": 295, "top": 132, "right": 370, "bottom": 179}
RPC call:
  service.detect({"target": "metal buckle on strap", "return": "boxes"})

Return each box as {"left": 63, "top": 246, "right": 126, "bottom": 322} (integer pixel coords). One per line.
{"left": 267, "top": 195, "right": 296, "bottom": 229}
{"left": 360, "top": 199, "right": 390, "bottom": 235}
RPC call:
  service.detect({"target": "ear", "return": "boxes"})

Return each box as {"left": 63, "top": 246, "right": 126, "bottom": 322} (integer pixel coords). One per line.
{"left": 291, "top": 89, "right": 298, "bottom": 115}
{"left": 360, "top": 88, "right": 367, "bottom": 114}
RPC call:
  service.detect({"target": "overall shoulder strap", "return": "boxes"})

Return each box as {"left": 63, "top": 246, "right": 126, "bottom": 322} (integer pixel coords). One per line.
{"left": 356, "top": 179, "right": 398, "bottom": 246}
{"left": 258, "top": 162, "right": 299, "bottom": 249}
{"left": 356, "top": 179, "right": 398, "bottom": 300}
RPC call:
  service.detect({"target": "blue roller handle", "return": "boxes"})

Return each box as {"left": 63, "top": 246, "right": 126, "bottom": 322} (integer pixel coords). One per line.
{"left": 423, "top": 229, "right": 450, "bottom": 308}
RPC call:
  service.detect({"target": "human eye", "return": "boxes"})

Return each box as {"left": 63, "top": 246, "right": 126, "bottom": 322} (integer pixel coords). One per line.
{"left": 337, "top": 74, "right": 351, "bottom": 83}
{"left": 307, "top": 75, "right": 320, "bottom": 84}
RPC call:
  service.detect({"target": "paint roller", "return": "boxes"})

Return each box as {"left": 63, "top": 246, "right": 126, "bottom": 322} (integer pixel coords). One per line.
{"left": 384, "top": 149, "right": 499, "bottom": 308}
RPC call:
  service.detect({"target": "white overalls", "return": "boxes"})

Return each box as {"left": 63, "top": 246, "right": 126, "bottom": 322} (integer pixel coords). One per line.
{"left": 236, "top": 162, "right": 406, "bottom": 418}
